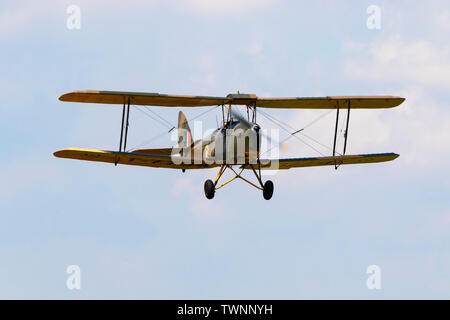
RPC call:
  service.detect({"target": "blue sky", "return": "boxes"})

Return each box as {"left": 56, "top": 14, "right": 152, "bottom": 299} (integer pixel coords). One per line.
{"left": 1, "top": 0, "right": 449, "bottom": 299}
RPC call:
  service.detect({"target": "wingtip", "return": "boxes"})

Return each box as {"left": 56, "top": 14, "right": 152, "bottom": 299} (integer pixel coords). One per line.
{"left": 53, "top": 150, "right": 64, "bottom": 157}
{"left": 385, "top": 96, "right": 406, "bottom": 108}
{"left": 59, "top": 93, "right": 70, "bottom": 102}
{"left": 53, "top": 148, "right": 76, "bottom": 157}
{"left": 395, "top": 97, "right": 406, "bottom": 107}
{"left": 59, "top": 90, "right": 87, "bottom": 102}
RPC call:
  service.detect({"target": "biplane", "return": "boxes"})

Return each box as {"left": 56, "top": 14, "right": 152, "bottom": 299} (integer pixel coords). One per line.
{"left": 54, "top": 90, "right": 404, "bottom": 200}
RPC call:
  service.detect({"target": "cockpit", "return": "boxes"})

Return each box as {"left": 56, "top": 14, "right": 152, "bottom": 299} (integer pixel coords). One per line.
{"left": 223, "top": 119, "right": 241, "bottom": 129}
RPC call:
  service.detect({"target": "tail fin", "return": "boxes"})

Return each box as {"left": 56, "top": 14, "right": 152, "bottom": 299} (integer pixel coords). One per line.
{"left": 178, "top": 111, "right": 192, "bottom": 148}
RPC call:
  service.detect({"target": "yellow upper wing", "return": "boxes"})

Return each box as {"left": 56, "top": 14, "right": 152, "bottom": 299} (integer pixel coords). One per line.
{"left": 255, "top": 96, "right": 405, "bottom": 109}
{"left": 59, "top": 90, "right": 228, "bottom": 107}
{"left": 59, "top": 91, "right": 405, "bottom": 109}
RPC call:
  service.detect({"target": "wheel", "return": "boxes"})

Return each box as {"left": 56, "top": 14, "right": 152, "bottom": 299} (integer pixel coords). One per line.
{"left": 263, "top": 180, "right": 274, "bottom": 200}
{"left": 204, "top": 179, "right": 215, "bottom": 199}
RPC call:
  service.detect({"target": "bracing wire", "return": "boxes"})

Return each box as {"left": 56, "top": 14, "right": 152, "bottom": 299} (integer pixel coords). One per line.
{"left": 187, "top": 105, "right": 220, "bottom": 122}
{"left": 143, "top": 106, "right": 175, "bottom": 129}
{"left": 127, "top": 105, "right": 220, "bottom": 152}
{"left": 258, "top": 108, "right": 343, "bottom": 157}
{"left": 300, "top": 109, "right": 334, "bottom": 131}
{"left": 299, "top": 131, "right": 341, "bottom": 156}
{"left": 126, "top": 130, "right": 170, "bottom": 152}
{"left": 258, "top": 110, "right": 326, "bottom": 156}
{"left": 135, "top": 106, "right": 173, "bottom": 130}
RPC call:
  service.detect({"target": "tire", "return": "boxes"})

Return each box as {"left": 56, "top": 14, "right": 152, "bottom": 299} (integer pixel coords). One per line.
{"left": 204, "top": 179, "right": 215, "bottom": 199}
{"left": 263, "top": 180, "right": 274, "bottom": 200}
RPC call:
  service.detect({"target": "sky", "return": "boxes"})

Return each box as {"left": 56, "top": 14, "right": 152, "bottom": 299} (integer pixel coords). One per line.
{"left": 1, "top": 0, "right": 449, "bottom": 299}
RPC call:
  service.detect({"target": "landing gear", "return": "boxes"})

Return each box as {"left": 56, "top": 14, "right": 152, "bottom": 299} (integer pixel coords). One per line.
{"left": 203, "top": 165, "right": 275, "bottom": 200}
{"left": 263, "top": 180, "right": 274, "bottom": 200}
{"left": 204, "top": 179, "right": 215, "bottom": 199}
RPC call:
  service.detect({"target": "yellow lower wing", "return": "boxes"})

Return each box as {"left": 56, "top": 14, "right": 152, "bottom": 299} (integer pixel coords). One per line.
{"left": 241, "top": 153, "right": 399, "bottom": 170}
{"left": 53, "top": 148, "right": 218, "bottom": 170}
{"left": 55, "top": 149, "right": 398, "bottom": 170}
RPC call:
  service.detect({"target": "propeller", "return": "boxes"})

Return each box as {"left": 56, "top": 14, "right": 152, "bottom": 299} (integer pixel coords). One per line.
{"left": 229, "top": 109, "right": 288, "bottom": 152}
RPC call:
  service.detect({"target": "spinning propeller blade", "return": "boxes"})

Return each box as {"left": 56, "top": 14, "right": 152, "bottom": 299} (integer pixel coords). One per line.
{"left": 229, "top": 109, "right": 284, "bottom": 151}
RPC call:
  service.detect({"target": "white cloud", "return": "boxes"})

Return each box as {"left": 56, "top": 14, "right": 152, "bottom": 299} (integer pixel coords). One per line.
{"left": 436, "top": 10, "right": 450, "bottom": 32}
{"left": 245, "top": 41, "right": 263, "bottom": 55}
{"left": 0, "top": 0, "right": 217, "bottom": 37}
{"left": 343, "top": 35, "right": 450, "bottom": 89}
{"left": 0, "top": 0, "right": 276, "bottom": 37}
{"left": 0, "top": 159, "right": 64, "bottom": 206}
{"left": 0, "top": 2, "right": 47, "bottom": 36}
{"left": 179, "top": 0, "right": 277, "bottom": 15}
{"left": 171, "top": 173, "right": 228, "bottom": 220}
{"left": 340, "top": 36, "right": 450, "bottom": 171}
{"left": 393, "top": 91, "right": 450, "bottom": 168}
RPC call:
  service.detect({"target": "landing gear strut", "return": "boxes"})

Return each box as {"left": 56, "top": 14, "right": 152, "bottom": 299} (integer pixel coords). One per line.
{"left": 204, "top": 165, "right": 274, "bottom": 200}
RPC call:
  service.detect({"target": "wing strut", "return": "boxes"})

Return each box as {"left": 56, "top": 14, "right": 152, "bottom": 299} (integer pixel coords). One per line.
{"left": 343, "top": 100, "right": 351, "bottom": 155}
{"left": 115, "top": 97, "right": 131, "bottom": 165}
{"left": 332, "top": 100, "right": 351, "bottom": 169}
